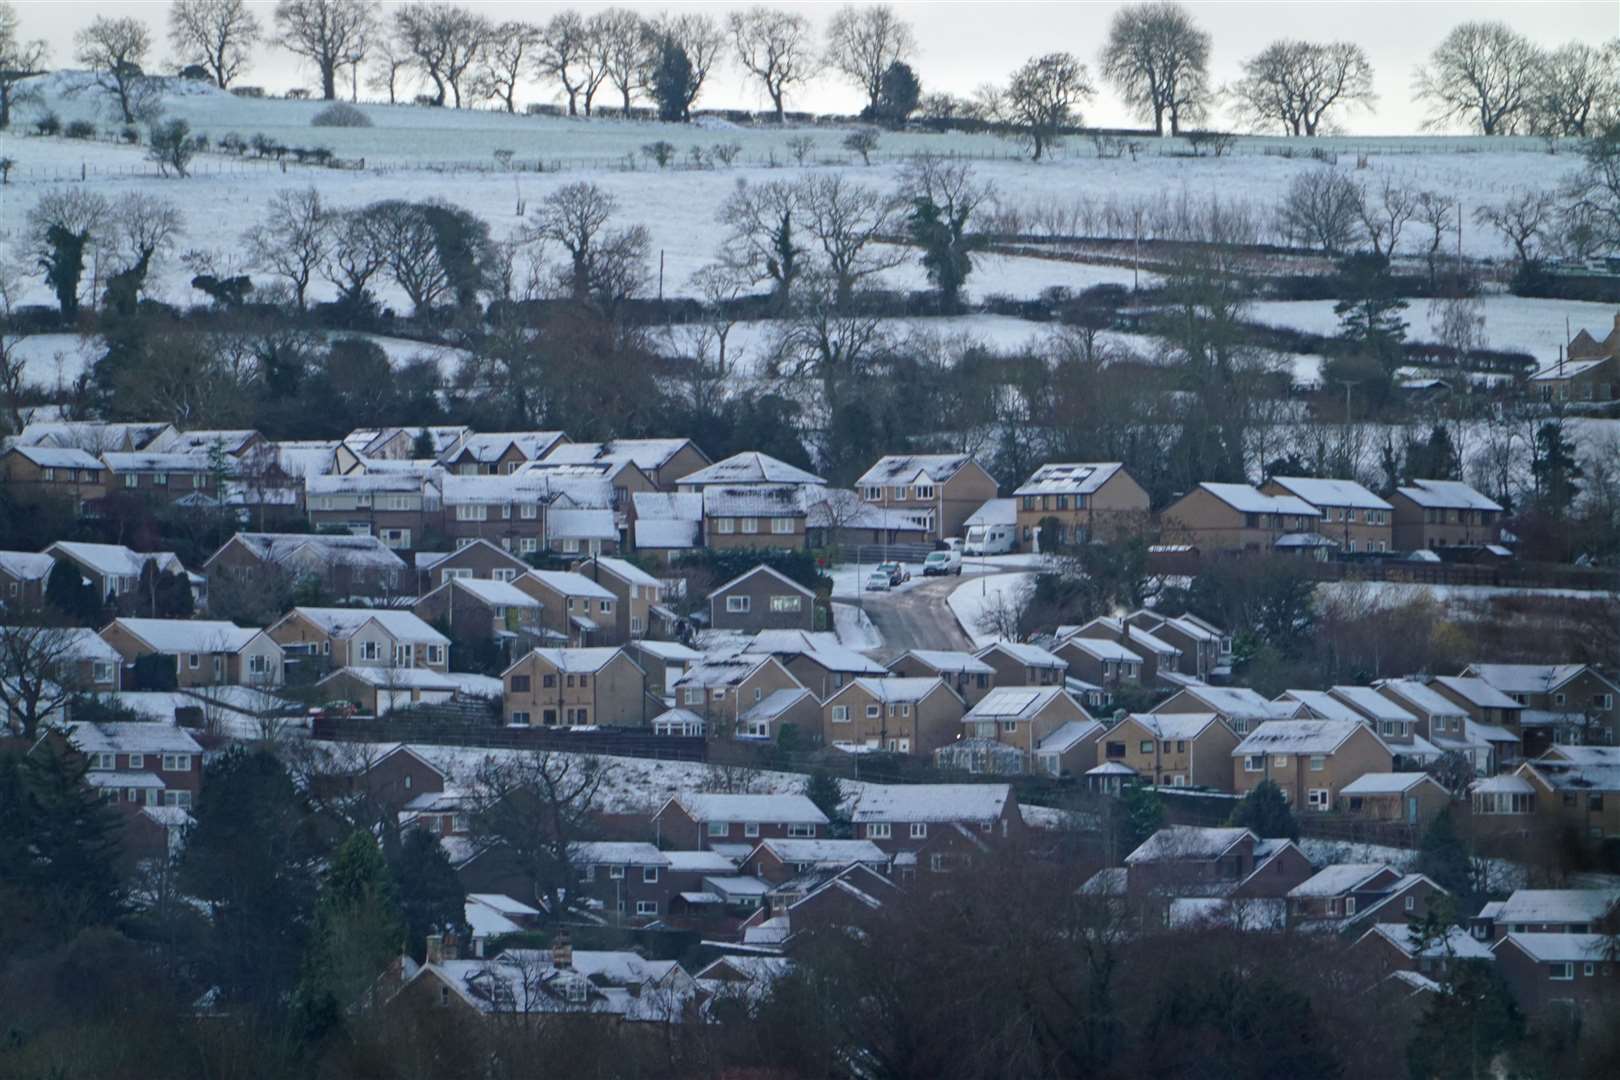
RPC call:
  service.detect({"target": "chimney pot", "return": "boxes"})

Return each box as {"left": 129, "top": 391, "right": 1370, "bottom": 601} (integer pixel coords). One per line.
{"left": 551, "top": 931, "right": 573, "bottom": 971}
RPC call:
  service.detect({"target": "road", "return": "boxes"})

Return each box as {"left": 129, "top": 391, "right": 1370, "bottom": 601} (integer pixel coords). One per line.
{"left": 858, "top": 574, "right": 977, "bottom": 662}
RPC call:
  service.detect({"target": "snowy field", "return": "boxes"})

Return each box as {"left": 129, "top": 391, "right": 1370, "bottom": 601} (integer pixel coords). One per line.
{"left": 1317, "top": 580, "right": 1619, "bottom": 611}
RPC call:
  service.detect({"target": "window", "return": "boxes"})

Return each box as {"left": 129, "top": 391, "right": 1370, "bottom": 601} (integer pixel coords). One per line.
{"left": 707, "top": 821, "right": 728, "bottom": 837}
{"left": 1106, "top": 742, "right": 1125, "bottom": 759}
{"left": 1273, "top": 755, "right": 1290, "bottom": 768}
{"left": 642, "top": 866, "right": 659, "bottom": 883}
{"left": 910, "top": 823, "right": 927, "bottom": 839}
{"left": 740, "top": 517, "right": 759, "bottom": 534}
{"left": 153, "top": 472, "right": 168, "bottom": 486}
{"left": 360, "top": 641, "right": 381, "bottom": 661}
{"left": 787, "top": 823, "right": 816, "bottom": 837}
{"left": 455, "top": 504, "right": 487, "bottom": 521}
{"left": 161, "top": 753, "right": 191, "bottom": 771}
{"left": 771, "top": 517, "right": 794, "bottom": 534}
{"left": 1244, "top": 755, "right": 1264, "bottom": 772}
{"left": 866, "top": 704, "right": 880, "bottom": 719}
{"left": 426, "top": 645, "right": 444, "bottom": 665}
{"left": 831, "top": 705, "right": 850, "bottom": 723}
{"left": 725, "top": 595, "right": 750, "bottom": 613}
{"left": 1584, "top": 963, "right": 1596, "bottom": 976}
{"left": 867, "top": 823, "right": 891, "bottom": 839}
{"left": 125, "top": 753, "right": 143, "bottom": 769}
{"left": 1309, "top": 755, "right": 1326, "bottom": 772}
{"left": 1345, "top": 897, "right": 1357, "bottom": 915}
{"left": 520, "top": 537, "right": 538, "bottom": 554}
{"left": 493, "top": 569, "right": 516, "bottom": 583}
{"left": 716, "top": 517, "right": 735, "bottom": 534}
{"left": 1001, "top": 720, "right": 1018, "bottom": 733}
{"left": 511, "top": 675, "right": 531, "bottom": 693}
{"left": 1307, "top": 789, "right": 1330, "bottom": 810}
{"left": 1550, "top": 962, "right": 1574, "bottom": 981}
{"left": 162, "top": 790, "right": 193, "bottom": 809}
{"left": 565, "top": 978, "right": 588, "bottom": 1003}
{"left": 93, "top": 661, "right": 114, "bottom": 683}
{"left": 769, "top": 595, "right": 802, "bottom": 612}
{"left": 744, "top": 822, "right": 760, "bottom": 838}
{"left": 684, "top": 687, "right": 703, "bottom": 705}
{"left": 914, "top": 484, "right": 935, "bottom": 500}
{"left": 509, "top": 711, "right": 530, "bottom": 726}
{"left": 608, "top": 865, "right": 625, "bottom": 879}
{"left": 1140, "top": 740, "right": 1153, "bottom": 754}
{"left": 188, "top": 653, "right": 200, "bottom": 669}
{"left": 520, "top": 503, "right": 537, "bottom": 519}
{"left": 636, "top": 900, "right": 658, "bottom": 916}
{"left": 1405, "top": 896, "right": 1416, "bottom": 912}
{"left": 541, "top": 673, "right": 557, "bottom": 688}
{"left": 862, "top": 486, "right": 881, "bottom": 501}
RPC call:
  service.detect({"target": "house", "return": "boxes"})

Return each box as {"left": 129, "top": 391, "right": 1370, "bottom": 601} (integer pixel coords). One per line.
{"left": 1388, "top": 480, "right": 1504, "bottom": 551}
{"left": 1286, "top": 864, "right": 1404, "bottom": 926}
{"left": 1155, "top": 684, "right": 1295, "bottom": 736}
{"left": 516, "top": 459, "right": 649, "bottom": 545}
{"left": 735, "top": 687, "right": 821, "bottom": 741}
{"left": 625, "top": 640, "right": 705, "bottom": 700}
{"left": 65, "top": 721, "right": 203, "bottom": 811}
{"left": 45, "top": 542, "right": 188, "bottom": 607}
{"left": 701, "top": 485, "right": 810, "bottom": 550}
{"left": 436, "top": 473, "right": 561, "bottom": 556}
{"left": 1111, "top": 826, "right": 1315, "bottom": 907}
{"left": 670, "top": 655, "right": 804, "bottom": 739}
{"left": 570, "top": 841, "right": 674, "bottom": 922}
{"left": 500, "top": 647, "right": 647, "bottom": 727}
{"left": 974, "top": 641, "right": 1067, "bottom": 688}
{"left": 886, "top": 650, "right": 996, "bottom": 706}
{"left": 440, "top": 431, "right": 568, "bottom": 475}
{"left": 0, "top": 445, "right": 108, "bottom": 511}
{"left": 1337, "top": 773, "right": 1452, "bottom": 828}
{"left": 1052, "top": 634, "right": 1147, "bottom": 690}
{"left": 267, "top": 607, "right": 450, "bottom": 677}
{"left": 855, "top": 454, "right": 999, "bottom": 542}
{"left": 203, "top": 532, "right": 408, "bottom": 602}
{"left": 676, "top": 452, "right": 825, "bottom": 490}
{"left": 99, "top": 618, "right": 283, "bottom": 689}
{"left": 1492, "top": 934, "right": 1617, "bottom": 1018}
{"left": 1505, "top": 757, "right": 1620, "bottom": 841}
{"left": 15, "top": 420, "right": 176, "bottom": 454}
{"left": 512, "top": 570, "right": 619, "bottom": 646}
{"left": 1259, "top": 477, "right": 1394, "bottom": 554}
{"left": 652, "top": 792, "right": 829, "bottom": 853}
{"left": 735, "top": 630, "right": 887, "bottom": 701}
{"left": 1376, "top": 678, "right": 1492, "bottom": 774}
{"left": 393, "top": 942, "right": 694, "bottom": 1022}
{"left": 948, "top": 686, "right": 1094, "bottom": 772}
{"left": 1486, "top": 888, "right": 1620, "bottom": 940}
{"left": 1462, "top": 663, "right": 1620, "bottom": 753}
{"left": 0, "top": 627, "right": 122, "bottom": 730}
{"left": 1233, "top": 720, "right": 1395, "bottom": 811}
{"left": 1013, "top": 462, "right": 1149, "bottom": 549}
{"left": 1328, "top": 685, "right": 1423, "bottom": 754}
{"left": 1159, "top": 482, "right": 1325, "bottom": 554}
{"left": 847, "top": 783, "right": 1025, "bottom": 856}
{"left": 1430, "top": 676, "right": 1525, "bottom": 763}
{"left": 1350, "top": 923, "right": 1495, "bottom": 982}
{"left": 464, "top": 894, "right": 541, "bottom": 955}
{"left": 337, "top": 426, "right": 469, "bottom": 470}
{"left": 570, "top": 556, "right": 664, "bottom": 641}
{"left": 707, "top": 565, "right": 815, "bottom": 633}
{"left": 0, "top": 552, "right": 56, "bottom": 611}
{"left": 631, "top": 491, "right": 704, "bottom": 557}
{"left": 415, "top": 539, "right": 532, "bottom": 592}
{"left": 315, "top": 665, "right": 463, "bottom": 717}
{"left": 821, "top": 677, "right": 966, "bottom": 756}
{"left": 1125, "top": 609, "right": 1231, "bottom": 681}
{"left": 739, "top": 838, "right": 890, "bottom": 886}
{"left": 305, "top": 472, "right": 439, "bottom": 551}
{"left": 314, "top": 743, "right": 447, "bottom": 817}
{"left": 539, "top": 437, "right": 710, "bottom": 492}
{"left": 1100, "top": 713, "right": 1240, "bottom": 789}
{"left": 1531, "top": 315, "right": 1620, "bottom": 403}
{"left": 412, "top": 577, "right": 544, "bottom": 658}
{"left": 1036, "top": 719, "right": 1109, "bottom": 778}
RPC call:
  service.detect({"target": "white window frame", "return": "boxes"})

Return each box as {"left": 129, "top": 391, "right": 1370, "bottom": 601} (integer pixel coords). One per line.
{"left": 744, "top": 821, "right": 760, "bottom": 838}
{"left": 909, "top": 823, "right": 927, "bottom": 839}
{"left": 867, "top": 823, "right": 891, "bottom": 839}
{"left": 725, "top": 595, "right": 750, "bottom": 613}
{"left": 707, "top": 820, "right": 728, "bottom": 837}
{"left": 1244, "top": 755, "right": 1263, "bottom": 772}
{"left": 642, "top": 866, "right": 659, "bottom": 883}
{"left": 636, "top": 900, "right": 658, "bottom": 916}
{"left": 771, "top": 517, "right": 794, "bottom": 534}
{"left": 831, "top": 705, "right": 850, "bottom": 723}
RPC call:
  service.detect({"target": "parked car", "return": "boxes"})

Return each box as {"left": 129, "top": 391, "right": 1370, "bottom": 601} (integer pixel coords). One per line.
{"left": 923, "top": 549, "right": 962, "bottom": 576}
{"left": 876, "top": 561, "right": 909, "bottom": 585}
{"left": 864, "top": 570, "right": 892, "bottom": 591}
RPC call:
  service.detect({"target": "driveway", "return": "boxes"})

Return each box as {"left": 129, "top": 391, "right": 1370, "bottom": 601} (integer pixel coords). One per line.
{"left": 857, "top": 574, "right": 977, "bottom": 662}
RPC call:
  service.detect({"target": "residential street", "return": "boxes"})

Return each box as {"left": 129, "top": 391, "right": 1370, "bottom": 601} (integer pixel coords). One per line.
{"left": 857, "top": 574, "right": 978, "bottom": 662}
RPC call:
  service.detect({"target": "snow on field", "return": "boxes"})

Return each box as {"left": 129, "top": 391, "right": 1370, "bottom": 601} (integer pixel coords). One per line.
{"left": 1248, "top": 296, "right": 1620, "bottom": 368}
{"left": 1317, "top": 581, "right": 1619, "bottom": 610}
{"left": 947, "top": 572, "right": 1036, "bottom": 647}
{"left": 1298, "top": 837, "right": 1527, "bottom": 892}
{"left": 6, "top": 332, "right": 103, "bottom": 389}
{"left": 832, "top": 602, "right": 883, "bottom": 652}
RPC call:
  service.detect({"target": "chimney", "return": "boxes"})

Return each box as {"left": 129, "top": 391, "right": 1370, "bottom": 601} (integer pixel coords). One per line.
{"left": 550, "top": 931, "right": 573, "bottom": 971}
{"left": 425, "top": 933, "right": 444, "bottom": 966}
{"left": 443, "top": 931, "right": 460, "bottom": 962}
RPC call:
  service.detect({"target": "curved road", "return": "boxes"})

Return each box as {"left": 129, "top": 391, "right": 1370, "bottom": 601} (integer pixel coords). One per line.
{"left": 856, "top": 574, "right": 978, "bottom": 663}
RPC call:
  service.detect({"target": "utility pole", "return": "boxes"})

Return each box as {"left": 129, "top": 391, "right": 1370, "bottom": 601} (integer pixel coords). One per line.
{"left": 1336, "top": 378, "right": 1359, "bottom": 477}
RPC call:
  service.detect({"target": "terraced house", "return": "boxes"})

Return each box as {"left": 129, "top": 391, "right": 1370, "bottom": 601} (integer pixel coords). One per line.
{"left": 856, "top": 454, "right": 999, "bottom": 542}
{"left": 1013, "top": 462, "right": 1150, "bottom": 549}
{"left": 305, "top": 472, "right": 441, "bottom": 552}
{"left": 1159, "top": 483, "right": 1325, "bottom": 554}
{"left": 1388, "top": 479, "right": 1505, "bottom": 551}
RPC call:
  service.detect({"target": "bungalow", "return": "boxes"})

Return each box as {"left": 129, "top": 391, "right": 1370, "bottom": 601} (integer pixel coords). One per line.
{"left": 974, "top": 641, "right": 1067, "bottom": 688}
{"left": 513, "top": 570, "right": 619, "bottom": 646}
{"left": 1388, "top": 480, "right": 1504, "bottom": 551}
{"left": 670, "top": 655, "right": 805, "bottom": 738}
{"left": 439, "top": 431, "right": 568, "bottom": 475}
{"left": 1233, "top": 720, "right": 1395, "bottom": 811}
{"left": 676, "top": 452, "right": 825, "bottom": 491}
{"left": 501, "top": 647, "right": 647, "bottom": 727}
{"left": 1159, "top": 482, "right": 1324, "bottom": 554}
{"left": 393, "top": 943, "right": 694, "bottom": 1022}
{"left": 856, "top": 453, "right": 999, "bottom": 543}
{"left": 652, "top": 792, "right": 829, "bottom": 852}
{"left": 99, "top": 617, "right": 283, "bottom": 689}
{"left": 886, "top": 649, "right": 996, "bottom": 706}
{"left": 0, "top": 445, "right": 108, "bottom": 510}
{"left": 707, "top": 565, "right": 815, "bottom": 633}
{"left": 314, "top": 665, "right": 462, "bottom": 717}
{"left": 1337, "top": 773, "right": 1452, "bottom": 828}
{"left": 0, "top": 552, "right": 55, "bottom": 611}
{"left": 1100, "top": 713, "right": 1239, "bottom": 789}
{"left": 821, "top": 677, "right": 966, "bottom": 756}
{"left": 1013, "top": 462, "right": 1149, "bottom": 549}
{"left": 1259, "top": 476, "right": 1393, "bottom": 554}
{"left": 267, "top": 607, "right": 450, "bottom": 676}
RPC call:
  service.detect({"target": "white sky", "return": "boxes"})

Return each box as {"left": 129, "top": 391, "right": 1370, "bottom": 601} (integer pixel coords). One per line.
{"left": 14, "top": 1, "right": 1620, "bottom": 134}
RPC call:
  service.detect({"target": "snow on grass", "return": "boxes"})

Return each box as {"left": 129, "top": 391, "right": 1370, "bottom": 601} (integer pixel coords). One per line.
{"left": 832, "top": 602, "right": 883, "bottom": 652}
{"left": 5, "top": 332, "right": 103, "bottom": 389}
{"left": 947, "top": 572, "right": 1037, "bottom": 647}
{"left": 1317, "top": 581, "right": 1619, "bottom": 611}
{"left": 1297, "top": 837, "right": 1527, "bottom": 893}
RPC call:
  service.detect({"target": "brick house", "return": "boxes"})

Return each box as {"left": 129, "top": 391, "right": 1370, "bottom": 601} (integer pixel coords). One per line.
{"left": 99, "top": 617, "right": 284, "bottom": 689}
{"left": 848, "top": 783, "right": 1025, "bottom": 857}
{"left": 1350, "top": 923, "right": 1495, "bottom": 982}
{"left": 736, "top": 687, "right": 821, "bottom": 741}
{"left": 570, "top": 841, "right": 674, "bottom": 923}
{"left": 267, "top": 607, "right": 450, "bottom": 677}
{"left": 707, "top": 565, "right": 815, "bottom": 633}
{"left": 440, "top": 431, "right": 568, "bottom": 475}
{"left": 1462, "top": 663, "right": 1620, "bottom": 752}
{"left": 1100, "top": 713, "right": 1240, "bottom": 789}
{"left": 1155, "top": 684, "right": 1297, "bottom": 736}
{"left": 1013, "top": 462, "right": 1149, "bottom": 549}
{"left": 437, "top": 473, "right": 559, "bottom": 556}
{"left": 624, "top": 640, "right": 705, "bottom": 700}
{"left": 416, "top": 539, "right": 530, "bottom": 593}
{"left": 1159, "top": 482, "right": 1325, "bottom": 554}
{"left": 1388, "top": 480, "right": 1504, "bottom": 551}
{"left": 739, "top": 838, "right": 890, "bottom": 886}
{"left": 741, "top": 631, "right": 887, "bottom": 701}
{"left": 1233, "top": 720, "right": 1396, "bottom": 812}
{"left": 1052, "top": 634, "right": 1148, "bottom": 690}
{"left": 1376, "top": 677, "right": 1493, "bottom": 773}
{"left": 1502, "top": 757, "right": 1620, "bottom": 842}
{"left": 952, "top": 686, "right": 1094, "bottom": 767}
{"left": 855, "top": 454, "right": 999, "bottom": 543}
{"left": 974, "top": 641, "right": 1067, "bottom": 688}
{"left": 570, "top": 556, "right": 664, "bottom": 641}
{"left": 652, "top": 792, "right": 828, "bottom": 852}
{"left": 203, "top": 532, "right": 408, "bottom": 604}
{"left": 0, "top": 445, "right": 108, "bottom": 512}
{"left": 1430, "top": 676, "right": 1525, "bottom": 765}
{"left": 702, "top": 485, "right": 809, "bottom": 551}
{"left": 513, "top": 570, "right": 620, "bottom": 646}
{"left": 886, "top": 649, "right": 997, "bottom": 706}
{"left": 100, "top": 448, "right": 227, "bottom": 507}
{"left": 820, "top": 676, "right": 966, "bottom": 755}
{"left": 0, "top": 551, "right": 56, "bottom": 612}
{"left": 313, "top": 744, "right": 447, "bottom": 817}
{"left": 1530, "top": 315, "right": 1620, "bottom": 403}
{"left": 46, "top": 542, "right": 189, "bottom": 608}
{"left": 14, "top": 420, "right": 176, "bottom": 455}
{"left": 305, "top": 472, "right": 439, "bottom": 552}
{"left": 1493, "top": 934, "right": 1617, "bottom": 1018}
{"left": 676, "top": 451, "right": 825, "bottom": 491}
{"left": 66, "top": 721, "right": 204, "bottom": 811}
{"left": 1259, "top": 477, "right": 1394, "bottom": 555}
{"left": 1482, "top": 887, "right": 1620, "bottom": 940}
{"left": 539, "top": 438, "right": 711, "bottom": 492}
{"left": 670, "top": 655, "right": 805, "bottom": 738}
{"left": 412, "top": 577, "right": 545, "bottom": 658}
{"left": 501, "top": 647, "right": 648, "bottom": 727}
{"left": 517, "top": 459, "right": 652, "bottom": 548}
{"left": 1035, "top": 719, "right": 1109, "bottom": 778}
{"left": 1124, "top": 610, "right": 1231, "bottom": 681}
{"left": 1336, "top": 773, "right": 1452, "bottom": 828}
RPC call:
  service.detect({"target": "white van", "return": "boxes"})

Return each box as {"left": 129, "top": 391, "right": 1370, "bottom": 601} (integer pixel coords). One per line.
{"left": 963, "top": 524, "right": 1016, "bottom": 556}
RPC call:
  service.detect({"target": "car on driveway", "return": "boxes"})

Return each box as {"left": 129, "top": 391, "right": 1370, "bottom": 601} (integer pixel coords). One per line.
{"left": 922, "top": 550, "right": 962, "bottom": 576}
{"left": 864, "top": 570, "right": 892, "bottom": 591}
{"left": 876, "top": 562, "right": 909, "bottom": 586}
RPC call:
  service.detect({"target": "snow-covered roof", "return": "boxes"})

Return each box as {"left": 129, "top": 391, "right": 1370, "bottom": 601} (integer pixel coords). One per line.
{"left": 570, "top": 842, "right": 671, "bottom": 867}
{"left": 1529, "top": 356, "right": 1612, "bottom": 381}
{"left": 576, "top": 556, "right": 661, "bottom": 589}
{"left": 464, "top": 901, "right": 524, "bottom": 938}
{"left": 1395, "top": 479, "right": 1502, "bottom": 512}
{"left": 1361, "top": 923, "right": 1493, "bottom": 960}
{"left": 976, "top": 641, "right": 1066, "bottom": 668}
{"left": 893, "top": 649, "right": 995, "bottom": 676}
{"left": 514, "top": 647, "right": 626, "bottom": 674}
{"left": 321, "top": 666, "right": 459, "bottom": 690}
{"left": 524, "top": 570, "right": 616, "bottom": 600}
{"left": 1377, "top": 679, "right": 1468, "bottom": 719}
{"left": 1287, "top": 864, "right": 1391, "bottom": 897}
{"left": 708, "top": 564, "right": 813, "bottom": 599}
{"left": 671, "top": 656, "right": 773, "bottom": 689}
{"left": 109, "top": 618, "right": 266, "bottom": 654}
{"left": 101, "top": 449, "right": 224, "bottom": 473}
{"left": 965, "top": 686, "right": 1073, "bottom": 721}
{"left": 17, "top": 420, "right": 174, "bottom": 452}
{"left": 845, "top": 676, "right": 952, "bottom": 705}
{"left": 635, "top": 518, "right": 701, "bottom": 549}
{"left": 1234, "top": 719, "right": 1380, "bottom": 756}
{"left": 1279, "top": 690, "right": 1364, "bottom": 723}
{"left": 0, "top": 551, "right": 56, "bottom": 581}
{"left": 1470, "top": 773, "right": 1536, "bottom": 794}
{"left": 218, "top": 532, "right": 405, "bottom": 571}
{"left": 631, "top": 491, "right": 703, "bottom": 521}
{"left": 1494, "top": 888, "right": 1620, "bottom": 925}
{"left": 1059, "top": 636, "right": 1145, "bottom": 663}
{"left": 48, "top": 542, "right": 183, "bottom": 579}
{"left": 663, "top": 850, "right": 738, "bottom": 874}
{"left": 448, "top": 431, "right": 566, "bottom": 464}
{"left": 155, "top": 429, "right": 260, "bottom": 455}
{"left": 1273, "top": 532, "right": 1340, "bottom": 549}
{"left": 1330, "top": 685, "right": 1416, "bottom": 724}
{"left": 847, "top": 782, "right": 1011, "bottom": 823}
{"left": 290, "top": 607, "right": 449, "bottom": 645}
{"left": 1173, "top": 685, "right": 1295, "bottom": 721}
{"left": 857, "top": 453, "right": 979, "bottom": 486}
{"left": 756, "top": 838, "right": 888, "bottom": 865}
{"left": 1196, "top": 482, "right": 1320, "bottom": 517}
{"left": 1125, "top": 826, "right": 1255, "bottom": 864}
{"left": 631, "top": 640, "right": 705, "bottom": 662}
{"left": 739, "top": 688, "right": 814, "bottom": 723}
{"left": 1039, "top": 719, "right": 1106, "bottom": 754}
{"left": 670, "top": 792, "right": 829, "bottom": 825}
{"left": 1432, "top": 676, "right": 1521, "bottom": 710}
{"left": 546, "top": 508, "right": 618, "bottom": 541}
{"left": 705, "top": 875, "right": 772, "bottom": 898}
{"left": 965, "top": 497, "right": 1017, "bottom": 527}
{"left": 84, "top": 770, "right": 165, "bottom": 789}
{"left": 1128, "top": 712, "right": 1223, "bottom": 740}
{"left": 1495, "top": 933, "right": 1613, "bottom": 963}
{"left": 1013, "top": 462, "right": 1125, "bottom": 496}
{"left": 440, "top": 577, "right": 542, "bottom": 608}
{"left": 701, "top": 484, "right": 809, "bottom": 517}
{"left": 1087, "top": 761, "right": 1138, "bottom": 776}
{"left": 541, "top": 438, "right": 698, "bottom": 472}
{"left": 65, "top": 721, "right": 203, "bottom": 755}
{"left": 6, "top": 444, "right": 105, "bottom": 470}
{"left": 1544, "top": 746, "right": 1620, "bottom": 766}
{"left": 1340, "top": 772, "right": 1442, "bottom": 796}
{"left": 679, "top": 452, "right": 824, "bottom": 487}
{"left": 1465, "top": 663, "right": 1595, "bottom": 695}
{"left": 1267, "top": 476, "right": 1392, "bottom": 510}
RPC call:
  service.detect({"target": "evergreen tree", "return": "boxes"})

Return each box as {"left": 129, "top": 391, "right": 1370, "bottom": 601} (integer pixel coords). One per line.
{"left": 872, "top": 60, "right": 921, "bottom": 126}
{"left": 390, "top": 825, "right": 466, "bottom": 963}
{"left": 803, "top": 769, "right": 845, "bottom": 826}
{"left": 40, "top": 223, "right": 91, "bottom": 321}
{"left": 651, "top": 37, "right": 695, "bottom": 123}
{"left": 19, "top": 742, "right": 125, "bottom": 939}
{"left": 1531, "top": 420, "right": 1583, "bottom": 514}
{"left": 1333, "top": 252, "right": 1408, "bottom": 375}
{"left": 1227, "top": 779, "right": 1299, "bottom": 840}
{"left": 1407, "top": 960, "right": 1522, "bottom": 1080}
{"left": 907, "top": 194, "right": 979, "bottom": 314}
{"left": 1416, "top": 808, "right": 1479, "bottom": 908}
{"left": 411, "top": 427, "right": 434, "bottom": 459}
{"left": 45, "top": 560, "right": 102, "bottom": 624}
{"left": 1404, "top": 424, "right": 1462, "bottom": 482}
{"left": 297, "top": 831, "right": 404, "bottom": 1038}
{"left": 1119, "top": 784, "right": 1165, "bottom": 856}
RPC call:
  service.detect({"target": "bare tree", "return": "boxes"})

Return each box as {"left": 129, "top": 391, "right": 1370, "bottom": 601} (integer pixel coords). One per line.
{"left": 74, "top": 15, "right": 156, "bottom": 124}
{"left": 797, "top": 174, "right": 906, "bottom": 308}
{"left": 681, "top": 256, "right": 753, "bottom": 381}
{"left": 719, "top": 178, "right": 805, "bottom": 310}
{"left": 653, "top": 11, "right": 726, "bottom": 119}
{"left": 898, "top": 154, "right": 991, "bottom": 313}
{"left": 1414, "top": 21, "right": 1539, "bottom": 135}
{"left": 823, "top": 3, "right": 915, "bottom": 114}
{"left": 323, "top": 203, "right": 390, "bottom": 307}
{"left": 1277, "top": 167, "right": 1363, "bottom": 254}
{"left": 1099, "top": 1, "right": 1211, "bottom": 136}
{"left": 1527, "top": 42, "right": 1620, "bottom": 138}
{"left": 534, "top": 10, "right": 598, "bottom": 117}
{"left": 108, "top": 192, "right": 183, "bottom": 300}
{"left": 728, "top": 6, "right": 818, "bottom": 123}
{"left": 527, "top": 182, "right": 648, "bottom": 309}
{"left": 1412, "top": 191, "right": 1459, "bottom": 286}
{"left": 1474, "top": 190, "right": 1557, "bottom": 265}
{"left": 1228, "top": 40, "right": 1376, "bottom": 136}
{"left": 394, "top": 2, "right": 491, "bottom": 109}
{"left": 366, "top": 199, "right": 455, "bottom": 316}
{"left": 1000, "top": 52, "right": 1095, "bottom": 161}
{"left": 168, "top": 0, "right": 262, "bottom": 89}
{"left": 365, "top": 33, "right": 410, "bottom": 104}
{"left": 244, "top": 187, "right": 331, "bottom": 309}
{"left": 0, "top": 0, "right": 50, "bottom": 130}
{"left": 274, "top": 0, "right": 379, "bottom": 102}
{"left": 0, "top": 621, "right": 96, "bottom": 739}
{"left": 591, "top": 7, "right": 654, "bottom": 114}
{"left": 1562, "top": 131, "right": 1620, "bottom": 256}
{"left": 474, "top": 20, "right": 541, "bottom": 113}
{"left": 1357, "top": 179, "right": 1416, "bottom": 259}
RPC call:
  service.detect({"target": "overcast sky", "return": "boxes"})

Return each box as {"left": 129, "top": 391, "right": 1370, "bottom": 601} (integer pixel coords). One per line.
{"left": 14, "top": 1, "right": 1618, "bottom": 133}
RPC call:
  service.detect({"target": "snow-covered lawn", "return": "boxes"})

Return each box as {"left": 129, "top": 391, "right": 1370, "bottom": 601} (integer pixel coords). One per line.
{"left": 947, "top": 572, "right": 1037, "bottom": 647}
{"left": 831, "top": 602, "right": 883, "bottom": 652}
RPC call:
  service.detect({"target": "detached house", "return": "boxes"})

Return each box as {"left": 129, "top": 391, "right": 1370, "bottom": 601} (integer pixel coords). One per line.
{"left": 513, "top": 570, "right": 619, "bottom": 646}
{"left": 440, "top": 431, "right": 568, "bottom": 475}
{"left": 886, "top": 650, "right": 996, "bottom": 706}
{"left": 1462, "top": 663, "right": 1620, "bottom": 752}
{"left": 1389, "top": 480, "right": 1504, "bottom": 551}
{"left": 100, "top": 617, "right": 283, "bottom": 689}
{"left": 267, "top": 607, "right": 450, "bottom": 676}
{"left": 856, "top": 454, "right": 999, "bottom": 542}
{"left": 821, "top": 677, "right": 966, "bottom": 755}
{"left": 203, "top": 532, "right": 407, "bottom": 602}
{"left": 943, "top": 686, "right": 1096, "bottom": 775}
{"left": 1114, "top": 826, "right": 1316, "bottom": 905}
{"left": 974, "top": 641, "right": 1067, "bottom": 688}
{"left": 0, "top": 552, "right": 56, "bottom": 611}
{"left": 66, "top": 721, "right": 204, "bottom": 811}
{"left": 46, "top": 542, "right": 190, "bottom": 608}
{"left": 416, "top": 539, "right": 530, "bottom": 592}
{"left": 570, "top": 556, "right": 666, "bottom": 641}
{"left": 1013, "top": 462, "right": 1149, "bottom": 549}
{"left": 702, "top": 485, "right": 809, "bottom": 550}
{"left": 1100, "top": 713, "right": 1239, "bottom": 789}
{"left": 676, "top": 452, "right": 825, "bottom": 491}
{"left": 1259, "top": 476, "right": 1393, "bottom": 554}
{"left": 671, "top": 655, "right": 805, "bottom": 738}
{"left": 1493, "top": 934, "right": 1617, "bottom": 1019}
{"left": 1, "top": 445, "right": 108, "bottom": 511}
{"left": 848, "top": 783, "right": 1025, "bottom": 858}
{"left": 500, "top": 647, "right": 647, "bottom": 727}
{"left": 707, "top": 565, "right": 815, "bottom": 633}
{"left": 1160, "top": 482, "right": 1325, "bottom": 554}
{"left": 1233, "top": 720, "right": 1395, "bottom": 811}
{"left": 653, "top": 792, "right": 828, "bottom": 852}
